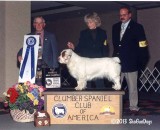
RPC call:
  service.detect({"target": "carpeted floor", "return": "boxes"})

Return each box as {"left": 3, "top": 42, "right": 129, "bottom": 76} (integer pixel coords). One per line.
{"left": 123, "top": 99, "right": 160, "bottom": 116}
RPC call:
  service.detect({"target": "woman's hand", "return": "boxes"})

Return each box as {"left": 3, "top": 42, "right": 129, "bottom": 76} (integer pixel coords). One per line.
{"left": 67, "top": 42, "right": 75, "bottom": 50}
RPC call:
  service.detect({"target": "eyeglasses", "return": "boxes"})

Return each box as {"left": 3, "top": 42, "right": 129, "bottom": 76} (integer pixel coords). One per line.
{"left": 34, "top": 22, "right": 45, "bottom": 24}
{"left": 120, "top": 14, "right": 129, "bottom": 17}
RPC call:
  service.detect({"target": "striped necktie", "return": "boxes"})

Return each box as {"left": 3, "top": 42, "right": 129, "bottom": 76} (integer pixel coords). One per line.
{"left": 120, "top": 23, "right": 125, "bottom": 41}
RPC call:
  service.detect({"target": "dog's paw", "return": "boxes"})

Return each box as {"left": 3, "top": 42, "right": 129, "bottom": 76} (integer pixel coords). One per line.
{"left": 75, "top": 81, "right": 87, "bottom": 91}
{"left": 75, "top": 87, "right": 83, "bottom": 91}
{"left": 112, "top": 86, "right": 121, "bottom": 90}
{"left": 75, "top": 86, "right": 86, "bottom": 91}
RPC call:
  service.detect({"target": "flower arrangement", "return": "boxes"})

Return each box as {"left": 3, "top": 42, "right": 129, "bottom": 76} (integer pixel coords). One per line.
{"left": 3, "top": 81, "right": 45, "bottom": 114}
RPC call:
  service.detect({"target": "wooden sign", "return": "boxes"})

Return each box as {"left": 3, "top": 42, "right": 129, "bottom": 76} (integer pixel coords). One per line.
{"left": 43, "top": 91, "right": 124, "bottom": 124}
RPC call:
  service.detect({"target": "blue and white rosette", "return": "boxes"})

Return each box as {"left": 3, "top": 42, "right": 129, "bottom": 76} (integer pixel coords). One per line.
{"left": 20, "top": 36, "right": 36, "bottom": 79}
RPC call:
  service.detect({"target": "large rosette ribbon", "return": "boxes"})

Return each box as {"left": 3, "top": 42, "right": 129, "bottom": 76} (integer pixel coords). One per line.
{"left": 20, "top": 36, "right": 36, "bottom": 79}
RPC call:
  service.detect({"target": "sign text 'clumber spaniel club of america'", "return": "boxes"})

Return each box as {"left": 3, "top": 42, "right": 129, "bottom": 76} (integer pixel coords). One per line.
{"left": 59, "top": 49, "right": 121, "bottom": 91}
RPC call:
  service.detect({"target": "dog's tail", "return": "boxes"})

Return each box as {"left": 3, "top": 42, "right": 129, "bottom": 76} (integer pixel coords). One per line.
{"left": 112, "top": 57, "right": 121, "bottom": 63}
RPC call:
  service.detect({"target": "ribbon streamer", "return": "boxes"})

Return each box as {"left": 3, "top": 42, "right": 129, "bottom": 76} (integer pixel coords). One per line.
{"left": 20, "top": 36, "right": 36, "bottom": 79}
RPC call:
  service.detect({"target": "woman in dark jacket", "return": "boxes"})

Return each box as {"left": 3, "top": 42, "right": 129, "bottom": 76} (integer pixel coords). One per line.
{"left": 67, "top": 12, "right": 109, "bottom": 89}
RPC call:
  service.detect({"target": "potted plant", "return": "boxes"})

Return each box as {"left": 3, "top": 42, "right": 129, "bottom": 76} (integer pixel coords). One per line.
{"left": 3, "top": 81, "right": 45, "bottom": 122}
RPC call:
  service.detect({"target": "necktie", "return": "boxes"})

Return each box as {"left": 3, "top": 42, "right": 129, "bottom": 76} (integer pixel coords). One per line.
{"left": 120, "top": 23, "right": 125, "bottom": 41}
{"left": 36, "top": 33, "right": 43, "bottom": 60}
{"left": 36, "top": 33, "right": 42, "bottom": 46}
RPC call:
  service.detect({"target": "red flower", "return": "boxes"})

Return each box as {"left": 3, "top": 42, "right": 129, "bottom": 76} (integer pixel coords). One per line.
{"left": 7, "top": 88, "right": 19, "bottom": 103}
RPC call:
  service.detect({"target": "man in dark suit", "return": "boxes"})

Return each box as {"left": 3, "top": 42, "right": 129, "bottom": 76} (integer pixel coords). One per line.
{"left": 17, "top": 16, "right": 59, "bottom": 85}
{"left": 112, "top": 6, "right": 149, "bottom": 111}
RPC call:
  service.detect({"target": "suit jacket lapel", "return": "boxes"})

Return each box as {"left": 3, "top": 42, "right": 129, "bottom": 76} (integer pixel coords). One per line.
{"left": 44, "top": 31, "right": 48, "bottom": 42}
{"left": 95, "top": 28, "right": 99, "bottom": 42}
{"left": 118, "top": 23, "right": 121, "bottom": 42}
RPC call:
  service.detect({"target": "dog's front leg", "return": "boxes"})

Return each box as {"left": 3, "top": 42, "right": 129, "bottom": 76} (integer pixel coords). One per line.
{"left": 75, "top": 79, "right": 87, "bottom": 91}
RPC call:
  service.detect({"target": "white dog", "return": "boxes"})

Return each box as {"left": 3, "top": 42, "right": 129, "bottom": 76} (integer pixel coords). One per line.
{"left": 37, "top": 111, "right": 46, "bottom": 118}
{"left": 59, "top": 49, "right": 121, "bottom": 90}
{"left": 55, "top": 107, "right": 64, "bottom": 115}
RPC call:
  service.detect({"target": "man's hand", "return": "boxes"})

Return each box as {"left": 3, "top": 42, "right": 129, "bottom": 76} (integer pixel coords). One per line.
{"left": 18, "top": 56, "right": 23, "bottom": 63}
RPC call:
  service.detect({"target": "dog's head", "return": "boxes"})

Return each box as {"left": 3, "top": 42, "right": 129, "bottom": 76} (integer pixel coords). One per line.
{"left": 58, "top": 49, "right": 73, "bottom": 64}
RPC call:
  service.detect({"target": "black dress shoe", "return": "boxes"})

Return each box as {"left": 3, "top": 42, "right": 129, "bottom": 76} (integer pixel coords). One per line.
{"left": 130, "top": 110, "right": 139, "bottom": 116}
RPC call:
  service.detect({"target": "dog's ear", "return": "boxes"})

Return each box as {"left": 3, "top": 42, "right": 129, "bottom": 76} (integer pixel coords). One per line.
{"left": 62, "top": 50, "right": 66, "bottom": 57}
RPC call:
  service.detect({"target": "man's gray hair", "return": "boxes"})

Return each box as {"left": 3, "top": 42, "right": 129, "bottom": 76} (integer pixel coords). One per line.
{"left": 33, "top": 16, "right": 45, "bottom": 23}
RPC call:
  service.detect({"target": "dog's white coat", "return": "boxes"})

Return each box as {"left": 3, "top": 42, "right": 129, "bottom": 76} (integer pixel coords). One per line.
{"left": 59, "top": 49, "right": 121, "bottom": 90}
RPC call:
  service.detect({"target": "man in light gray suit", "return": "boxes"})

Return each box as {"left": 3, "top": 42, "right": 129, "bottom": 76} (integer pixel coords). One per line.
{"left": 17, "top": 16, "right": 59, "bottom": 85}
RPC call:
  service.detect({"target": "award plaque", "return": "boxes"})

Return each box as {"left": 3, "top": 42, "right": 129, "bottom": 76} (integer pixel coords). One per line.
{"left": 42, "top": 68, "right": 61, "bottom": 89}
